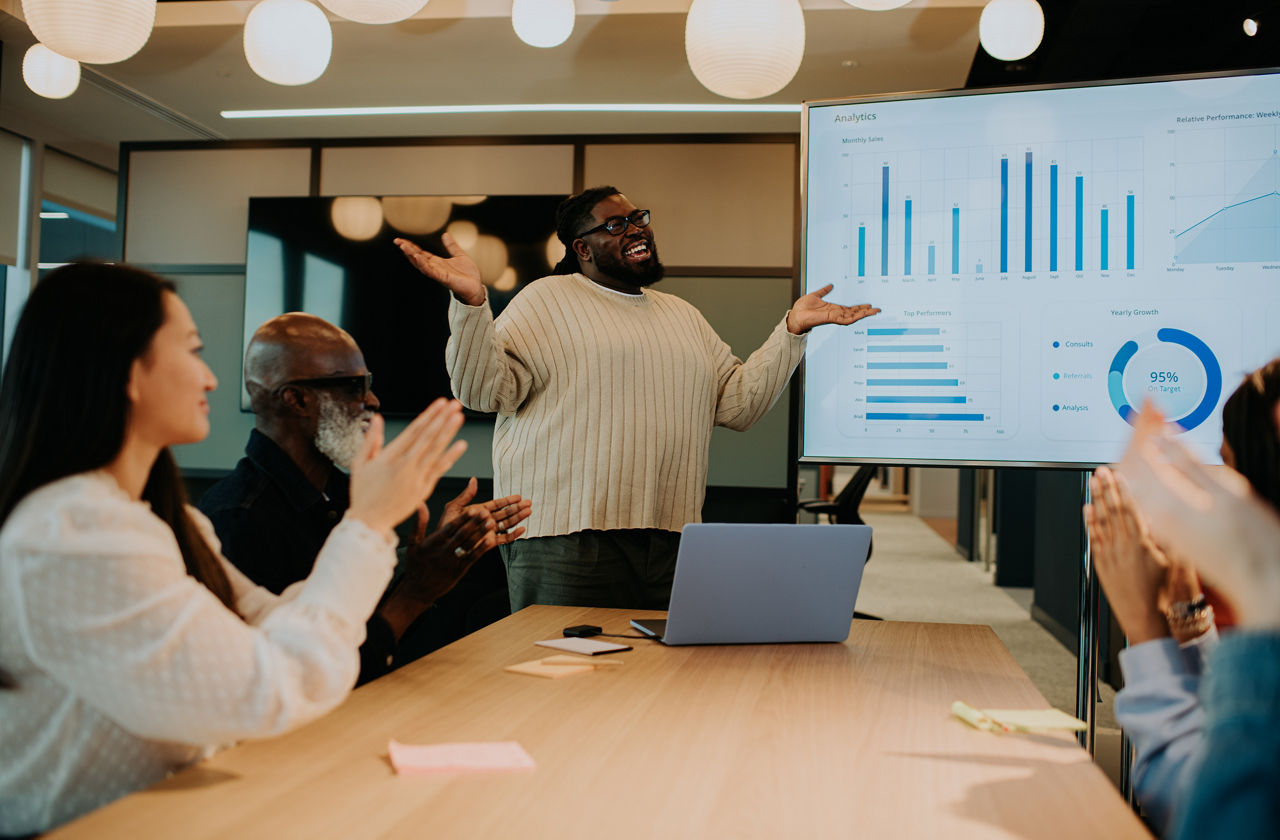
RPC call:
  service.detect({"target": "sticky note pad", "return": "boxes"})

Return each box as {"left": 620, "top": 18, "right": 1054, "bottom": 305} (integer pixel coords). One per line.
{"left": 388, "top": 739, "right": 535, "bottom": 775}
{"left": 504, "top": 658, "right": 594, "bottom": 679}
{"left": 985, "top": 707, "right": 1088, "bottom": 732}
{"left": 952, "top": 701, "right": 1088, "bottom": 734}
{"left": 535, "top": 637, "right": 631, "bottom": 655}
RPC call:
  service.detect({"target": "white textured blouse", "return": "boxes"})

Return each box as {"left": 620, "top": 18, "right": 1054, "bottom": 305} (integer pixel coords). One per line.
{"left": 0, "top": 471, "right": 397, "bottom": 835}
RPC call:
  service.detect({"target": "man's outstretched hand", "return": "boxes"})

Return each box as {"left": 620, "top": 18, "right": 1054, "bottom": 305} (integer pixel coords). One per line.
{"left": 396, "top": 232, "right": 486, "bottom": 307}
{"left": 786, "top": 285, "right": 880, "bottom": 335}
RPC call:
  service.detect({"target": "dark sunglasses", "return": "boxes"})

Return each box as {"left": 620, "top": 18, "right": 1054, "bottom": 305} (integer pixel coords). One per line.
{"left": 279, "top": 372, "right": 373, "bottom": 401}
{"left": 576, "top": 208, "right": 651, "bottom": 238}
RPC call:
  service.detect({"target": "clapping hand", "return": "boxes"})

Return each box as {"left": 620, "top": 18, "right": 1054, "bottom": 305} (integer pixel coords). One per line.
{"left": 1085, "top": 466, "right": 1172, "bottom": 644}
{"left": 347, "top": 399, "right": 466, "bottom": 535}
{"left": 1117, "top": 401, "right": 1280, "bottom": 629}
{"left": 394, "top": 479, "right": 532, "bottom": 609}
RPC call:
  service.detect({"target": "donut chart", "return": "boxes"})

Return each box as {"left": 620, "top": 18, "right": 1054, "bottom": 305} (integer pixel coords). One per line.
{"left": 1108, "top": 328, "right": 1222, "bottom": 431}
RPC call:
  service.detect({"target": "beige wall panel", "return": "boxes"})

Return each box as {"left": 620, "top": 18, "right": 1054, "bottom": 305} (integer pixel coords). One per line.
{"left": 44, "top": 149, "right": 117, "bottom": 221}
{"left": 319, "top": 146, "right": 574, "bottom": 196}
{"left": 583, "top": 143, "right": 796, "bottom": 269}
{"left": 661, "top": 274, "right": 795, "bottom": 487}
{"left": 125, "top": 148, "right": 311, "bottom": 264}
{"left": 0, "top": 130, "right": 25, "bottom": 266}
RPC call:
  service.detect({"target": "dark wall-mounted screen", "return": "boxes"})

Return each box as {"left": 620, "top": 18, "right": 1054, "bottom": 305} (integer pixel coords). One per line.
{"left": 243, "top": 194, "right": 565, "bottom": 416}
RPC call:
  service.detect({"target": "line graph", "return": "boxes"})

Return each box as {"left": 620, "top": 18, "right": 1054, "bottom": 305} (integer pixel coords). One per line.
{"left": 1173, "top": 128, "right": 1280, "bottom": 265}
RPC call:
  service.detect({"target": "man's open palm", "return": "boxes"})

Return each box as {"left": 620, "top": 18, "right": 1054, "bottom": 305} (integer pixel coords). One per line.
{"left": 786, "top": 285, "right": 880, "bottom": 335}
{"left": 396, "top": 232, "right": 486, "bottom": 306}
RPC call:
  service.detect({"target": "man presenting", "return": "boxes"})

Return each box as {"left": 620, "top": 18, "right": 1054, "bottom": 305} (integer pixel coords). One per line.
{"left": 199, "top": 313, "right": 531, "bottom": 683}
{"left": 397, "top": 186, "right": 878, "bottom": 610}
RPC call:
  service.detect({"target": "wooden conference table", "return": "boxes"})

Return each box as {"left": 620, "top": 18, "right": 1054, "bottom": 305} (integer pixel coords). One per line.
{"left": 50, "top": 606, "right": 1150, "bottom": 839}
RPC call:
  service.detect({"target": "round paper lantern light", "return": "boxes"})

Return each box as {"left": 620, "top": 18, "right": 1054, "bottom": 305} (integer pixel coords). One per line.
{"left": 446, "top": 220, "right": 479, "bottom": 250}
{"left": 317, "top": 0, "right": 429, "bottom": 24}
{"left": 685, "top": 0, "right": 806, "bottom": 100}
{"left": 511, "top": 0, "right": 575, "bottom": 48}
{"left": 382, "top": 196, "right": 452, "bottom": 235}
{"left": 331, "top": 197, "right": 384, "bottom": 241}
{"left": 21, "top": 0, "right": 156, "bottom": 64}
{"left": 471, "top": 235, "right": 510, "bottom": 286}
{"left": 23, "top": 43, "right": 80, "bottom": 99}
{"left": 244, "top": 0, "right": 333, "bottom": 86}
{"left": 545, "top": 233, "right": 566, "bottom": 270}
{"left": 978, "top": 0, "right": 1044, "bottom": 61}
{"left": 841, "top": 0, "right": 911, "bottom": 9}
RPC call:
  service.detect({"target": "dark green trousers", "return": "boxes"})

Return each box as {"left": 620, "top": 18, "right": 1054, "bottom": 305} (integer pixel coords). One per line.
{"left": 500, "top": 529, "right": 682, "bottom": 611}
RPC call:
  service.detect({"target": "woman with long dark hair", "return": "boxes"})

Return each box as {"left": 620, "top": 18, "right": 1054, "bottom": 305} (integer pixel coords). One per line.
{"left": 0, "top": 263, "right": 466, "bottom": 835}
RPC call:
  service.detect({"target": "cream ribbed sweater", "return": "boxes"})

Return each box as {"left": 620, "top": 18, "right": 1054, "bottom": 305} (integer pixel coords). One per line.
{"left": 446, "top": 274, "right": 806, "bottom": 538}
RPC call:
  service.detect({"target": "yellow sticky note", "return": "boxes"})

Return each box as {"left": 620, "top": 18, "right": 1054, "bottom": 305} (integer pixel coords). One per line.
{"left": 951, "top": 700, "right": 1003, "bottom": 732}
{"left": 984, "top": 708, "right": 1088, "bottom": 732}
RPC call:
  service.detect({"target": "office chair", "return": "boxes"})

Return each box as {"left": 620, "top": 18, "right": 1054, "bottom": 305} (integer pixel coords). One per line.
{"left": 798, "top": 465, "right": 877, "bottom": 560}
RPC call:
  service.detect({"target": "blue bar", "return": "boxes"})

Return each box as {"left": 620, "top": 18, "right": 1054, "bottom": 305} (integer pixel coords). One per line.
{"left": 867, "top": 413, "right": 985, "bottom": 421}
{"left": 951, "top": 207, "right": 960, "bottom": 274}
{"left": 977, "top": 262, "right": 984, "bottom": 273}
{"left": 868, "top": 328, "right": 941, "bottom": 336}
{"left": 867, "top": 345, "right": 944, "bottom": 353}
{"left": 867, "top": 362, "right": 949, "bottom": 370}
{"left": 1075, "top": 175, "right": 1084, "bottom": 271}
{"left": 868, "top": 395, "right": 968, "bottom": 404}
{"left": 1101, "top": 208, "right": 1109, "bottom": 270}
{"left": 1000, "top": 157, "right": 1009, "bottom": 273}
{"left": 881, "top": 165, "right": 890, "bottom": 276}
{"left": 867, "top": 379, "right": 960, "bottom": 387}
{"left": 1126, "top": 193, "right": 1135, "bottom": 270}
{"left": 928, "top": 243, "right": 935, "bottom": 275}
{"left": 1049, "top": 164, "right": 1058, "bottom": 272}
{"left": 1025, "top": 151, "right": 1033, "bottom": 272}
{"left": 904, "top": 199, "right": 913, "bottom": 275}
{"left": 857, "top": 224, "right": 866, "bottom": 277}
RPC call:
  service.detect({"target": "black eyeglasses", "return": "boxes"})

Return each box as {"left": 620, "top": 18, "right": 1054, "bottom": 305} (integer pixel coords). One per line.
{"left": 576, "top": 209, "right": 651, "bottom": 238}
{"left": 278, "top": 373, "right": 373, "bottom": 401}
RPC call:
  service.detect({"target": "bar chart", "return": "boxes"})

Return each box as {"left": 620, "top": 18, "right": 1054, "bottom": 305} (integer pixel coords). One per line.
{"left": 839, "top": 321, "right": 1010, "bottom": 438}
{"left": 848, "top": 139, "right": 1143, "bottom": 278}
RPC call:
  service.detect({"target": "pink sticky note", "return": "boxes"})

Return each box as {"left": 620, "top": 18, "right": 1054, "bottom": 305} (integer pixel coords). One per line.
{"left": 387, "top": 739, "right": 536, "bottom": 776}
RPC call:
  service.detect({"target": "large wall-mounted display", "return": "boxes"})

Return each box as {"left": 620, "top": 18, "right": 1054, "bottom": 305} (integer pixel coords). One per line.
{"left": 801, "top": 69, "right": 1280, "bottom": 467}
{"left": 243, "top": 194, "right": 564, "bottom": 416}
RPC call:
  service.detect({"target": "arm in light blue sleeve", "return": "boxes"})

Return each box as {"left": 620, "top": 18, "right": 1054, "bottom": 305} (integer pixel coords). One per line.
{"left": 1115, "top": 634, "right": 1213, "bottom": 835}
{"left": 1171, "top": 631, "right": 1280, "bottom": 840}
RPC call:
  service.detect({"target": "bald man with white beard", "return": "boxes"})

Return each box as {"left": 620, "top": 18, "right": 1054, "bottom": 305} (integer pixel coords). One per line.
{"left": 198, "top": 313, "right": 531, "bottom": 684}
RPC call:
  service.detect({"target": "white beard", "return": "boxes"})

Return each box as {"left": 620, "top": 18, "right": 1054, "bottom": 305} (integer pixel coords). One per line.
{"left": 314, "top": 393, "right": 368, "bottom": 470}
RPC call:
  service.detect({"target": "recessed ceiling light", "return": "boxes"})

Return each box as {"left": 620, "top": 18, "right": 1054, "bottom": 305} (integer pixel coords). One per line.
{"left": 221, "top": 103, "right": 802, "bottom": 119}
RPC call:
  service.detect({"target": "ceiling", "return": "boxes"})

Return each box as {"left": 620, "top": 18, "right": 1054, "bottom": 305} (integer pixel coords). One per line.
{"left": 0, "top": 0, "right": 1275, "bottom": 170}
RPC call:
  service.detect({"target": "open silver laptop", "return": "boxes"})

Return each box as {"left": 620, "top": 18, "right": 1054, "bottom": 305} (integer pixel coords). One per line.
{"left": 630, "top": 523, "right": 872, "bottom": 645}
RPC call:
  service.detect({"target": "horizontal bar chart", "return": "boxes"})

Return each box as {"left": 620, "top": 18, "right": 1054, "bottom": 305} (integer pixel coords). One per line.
{"left": 866, "top": 413, "right": 986, "bottom": 421}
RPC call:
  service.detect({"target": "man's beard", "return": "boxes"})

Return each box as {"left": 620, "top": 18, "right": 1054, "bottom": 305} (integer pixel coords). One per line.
{"left": 314, "top": 393, "right": 370, "bottom": 470}
{"left": 593, "top": 237, "right": 665, "bottom": 288}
